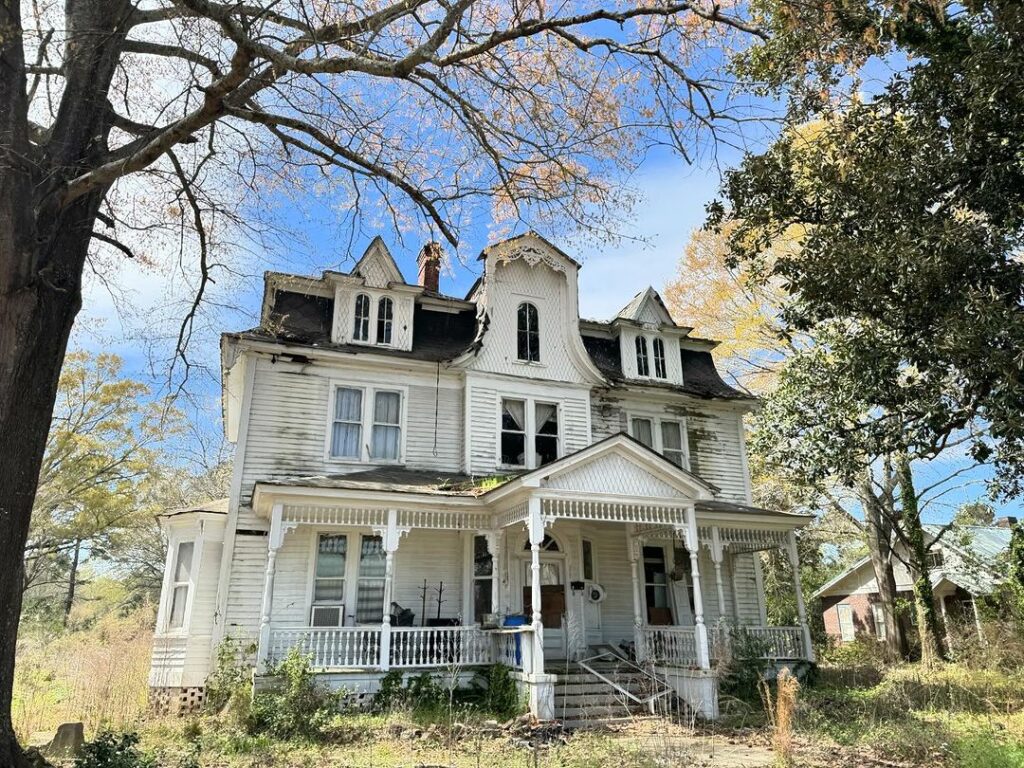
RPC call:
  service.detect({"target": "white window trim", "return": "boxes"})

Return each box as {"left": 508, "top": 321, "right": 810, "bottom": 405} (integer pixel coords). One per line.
{"left": 325, "top": 382, "right": 408, "bottom": 465}
{"left": 626, "top": 410, "right": 691, "bottom": 470}
{"left": 497, "top": 396, "right": 563, "bottom": 470}
{"left": 157, "top": 532, "right": 200, "bottom": 637}
{"left": 837, "top": 603, "right": 855, "bottom": 642}
{"left": 348, "top": 290, "right": 398, "bottom": 349}
{"left": 632, "top": 332, "right": 671, "bottom": 381}
{"left": 305, "top": 530, "right": 392, "bottom": 627}
{"left": 469, "top": 534, "right": 495, "bottom": 624}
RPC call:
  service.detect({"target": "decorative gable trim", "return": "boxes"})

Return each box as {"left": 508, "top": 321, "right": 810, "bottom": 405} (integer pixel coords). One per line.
{"left": 351, "top": 237, "right": 405, "bottom": 287}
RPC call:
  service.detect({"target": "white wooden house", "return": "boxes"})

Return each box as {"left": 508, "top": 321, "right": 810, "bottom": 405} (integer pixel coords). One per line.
{"left": 149, "top": 233, "right": 814, "bottom": 720}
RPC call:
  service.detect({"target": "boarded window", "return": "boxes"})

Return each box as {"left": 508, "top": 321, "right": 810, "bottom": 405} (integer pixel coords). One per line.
{"left": 167, "top": 541, "right": 194, "bottom": 630}
{"left": 517, "top": 302, "right": 540, "bottom": 362}
{"left": 353, "top": 293, "right": 371, "bottom": 341}
{"left": 635, "top": 336, "right": 650, "bottom": 377}
{"left": 370, "top": 390, "right": 402, "bottom": 460}
{"left": 376, "top": 296, "right": 393, "bottom": 344}
{"left": 535, "top": 402, "right": 559, "bottom": 466}
{"left": 501, "top": 398, "right": 526, "bottom": 466}
{"left": 653, "top": 337, "right": 667, "bottom": 378}
{"left": 330, "top": 387, "right": 363, "bottom": 458}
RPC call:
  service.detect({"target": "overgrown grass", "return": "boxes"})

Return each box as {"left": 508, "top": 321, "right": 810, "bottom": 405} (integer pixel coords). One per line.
{"left": 13, "top": 607, "right": 153, "bottom": 740}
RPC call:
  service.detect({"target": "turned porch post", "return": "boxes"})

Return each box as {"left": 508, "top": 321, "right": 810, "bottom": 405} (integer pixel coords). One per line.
{"left": 377, "top": 509, "right": 409, "bottom": 671}
{"left": 626, "top": 523, "right": 646, "bottom": 661}
{"left": 257, "top": 503, "right": 286, "bottom": 672}
{"left": 684, "top": 506, "right": 710, "bottom": 669}
{"left": 527, "top": 496, "right": 545, "bottom": 675}
{"left": 710, "top": 527, "right": 727, "bottom": 619}
{"left": 785, "top": 530, "right": 816, "bottom": 662}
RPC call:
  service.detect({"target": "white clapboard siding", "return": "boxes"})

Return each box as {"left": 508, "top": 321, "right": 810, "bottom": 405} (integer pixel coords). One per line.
{"left": 729, "top": 551, "right": 763, "bottom": 625}
{"left": 391, "top": 529, "right": 464, "bottom": 622}
{"left": 586, "top": 522, "right": 637, "bottom": 647}
{"left": 223, "top": 532, "right": 268, "bottom": 639}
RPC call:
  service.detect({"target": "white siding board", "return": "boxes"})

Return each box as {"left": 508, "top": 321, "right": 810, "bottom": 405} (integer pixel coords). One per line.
{"left": 223, "top": 533, "right": 267, "bottom": 640}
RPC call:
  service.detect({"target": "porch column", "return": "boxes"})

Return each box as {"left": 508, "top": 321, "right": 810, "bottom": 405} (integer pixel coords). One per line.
{"left": 710, "top": 527, "right": 727, "bottom": 619}
{"left": 683, "top": 506, "right": 710, "bottom": 669}
{"left": 377, "top": 509, "right": 408, "bottom": 672}
{"left": 785, "top": 530, "right": 816, "bottom": 663}
{"left": 257, "top": 503, "right": 286, "bottom": 673}
{"left": 626, "top": 524, "right": 646, "bottom": 661}
{"left": 527, "top": 496, "right": 545, "bottom": 675}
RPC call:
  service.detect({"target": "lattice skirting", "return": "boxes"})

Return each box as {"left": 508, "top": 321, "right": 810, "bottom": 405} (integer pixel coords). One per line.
{"left": 149, "top": 686, "right": 206, "bottom": 716}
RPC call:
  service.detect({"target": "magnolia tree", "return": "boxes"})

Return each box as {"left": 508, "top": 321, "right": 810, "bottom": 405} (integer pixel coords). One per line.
{"left": 0, "top": 0, "right": 765, "bottom": 761}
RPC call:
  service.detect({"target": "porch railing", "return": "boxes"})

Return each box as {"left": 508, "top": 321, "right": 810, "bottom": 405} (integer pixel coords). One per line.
{"left": 640, "top": 626, "right": 698, "bottom": 666}
{"left": 743, "top": 626, "right": 804, "bottom": 659}
{"left": 269, "top": 626, "right": 381, "bottom": 668}
{"left": 390, "top": 626, "right": 491, "bottom": 668}
{"left": 644, "top": 624, "right": 807, "bottom": 667}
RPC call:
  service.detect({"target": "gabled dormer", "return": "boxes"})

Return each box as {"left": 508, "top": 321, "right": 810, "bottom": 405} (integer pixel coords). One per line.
{"left": 612, "top": 287, "right": 692, "bottom": 385}
{"left": 327, "top": 238, "right": 424, "bottom": 351}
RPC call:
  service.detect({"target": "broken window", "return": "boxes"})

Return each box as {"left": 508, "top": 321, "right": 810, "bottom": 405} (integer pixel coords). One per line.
{"left": 501, "top": 398, "right": 527, "bottom": 466}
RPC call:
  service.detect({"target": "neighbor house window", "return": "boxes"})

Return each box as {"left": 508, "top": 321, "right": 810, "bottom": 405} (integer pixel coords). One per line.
{"left": 473, "top": 535, "right": 494, "bottom": 622}
{"left": 653, "top": 337, "right": 667, "bottom": 379}
{"left": 370, "top": 390, "right": 402, "bottom": 460}
{"left": 376, "top": 296, "right": 393, "bottom": 344}
{"left": 517, "top": 302, "right": 540, "bottom": 362}
{"left": 355, "top": 535, "right": 386, "bottom": 623}
{"left": 330, "top": 387, "right": 363, "bottom": 459}
{"left": 311, "top": 534, "right": 347, "bottom": 627}
{"left": 353, "top": 293, "right": 371, "bottom": 341}
{"left": 501, "top": 398, "right": 527, "bottom": 466}
{"left": 837, "top": 603, "right": 855, "bottom": 642}
{"left": 167, "top": 541, "right": 194, "bottom": 630}
{"left": 635, "top": 336, "right": 650, "bottom": 377}
{"left": 643, "top": 546, "right": 671, "bottom": 624}
{"left": 872, "top": 604, "right": 887, "bottom": 641}
{"left": 925, "top": 550, "right": 945, "bottom": 570}
{"left": 534, "top": 403, "right": 559, "bottom": 466}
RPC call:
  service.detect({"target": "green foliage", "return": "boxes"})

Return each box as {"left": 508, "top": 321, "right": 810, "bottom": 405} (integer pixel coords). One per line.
{"left": 719, "top": 628, "right": 772, "bottom": 700}
{"left": 1006, "top": 521, "right": 1024, "bottom": 624}
{"left": 466, "top": 664, "right": 522, "bottom": 720}
{"left": 953, "top": 734, "right": 1024, "bottom": 768}
{"left": 247, "top": 648, "right": 345, "bottom": 740}
{"left": 74, "top": 731, "right": 155, "bottom": 768}
{"left": 204, "top": 637, "right": 254, "bottom": 714}
{"left": 370, "top": 671, "right": 444, "bottom": 715}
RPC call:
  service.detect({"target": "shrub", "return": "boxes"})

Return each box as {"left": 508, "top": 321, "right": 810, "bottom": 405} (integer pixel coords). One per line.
{"left": 467, "top": 664, "right": 523, "bottom": 720}
{"left": 74, "top": 731, "right": 154, "bottom": 768}
{"left": 719, "top": 628, "right": 771, "bottom": 700}
{"left": 370, "top": 670, "right": 445, "bottom": 715}
{"left": 204, "top": 637, "right": 253, "bottom": 713}
{"left": 247, "top": 648, "right": 344, "bottom": 740}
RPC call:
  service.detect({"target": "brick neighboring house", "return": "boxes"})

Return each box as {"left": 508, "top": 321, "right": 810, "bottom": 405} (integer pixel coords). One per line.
{"left": 814, "top": 522, "right": 1016, "bottom": 644}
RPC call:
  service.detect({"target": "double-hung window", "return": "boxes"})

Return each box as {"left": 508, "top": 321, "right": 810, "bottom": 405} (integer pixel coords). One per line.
{"left": 635, "top": 336, "right": 650, "bottom": 377}
{"left": 501, "top": 397, "right": 559, "bottom": 468}
{"left": 166, "top": 541, "right": 194, "bottom": 630}
{"left": 312, "top": 534, "right": 347, "bottom": 627}
{"left": 355, "top": 535, "right": 386, "bottom": 623}
{"left": 473, "top": 535, "right": 494, "bottom": 622}
{"left": 376, "top": 297, "right": 393, "bottom": 344}
{"left": 353, "top": 294, "right": 371, "bottom": 341}
{"left": 630, "top": 415, "right": 690, "bottom": 470}
{"left": 329, "top": 385, "right": 403, "bottom": 462}
{"left": 652, "top": 337, "right": 667, "bottom": 379}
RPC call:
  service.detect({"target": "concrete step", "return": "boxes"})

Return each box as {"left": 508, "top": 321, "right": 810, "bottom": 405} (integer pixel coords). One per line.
{"left": 555, "top": 703, "right": 649, "bottom": 719}
{"left": 554, "top": 682, "right": 648, "bottom": 695}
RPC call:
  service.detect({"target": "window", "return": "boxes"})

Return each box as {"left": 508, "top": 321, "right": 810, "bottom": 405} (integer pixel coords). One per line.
{"left": 534, "top": 403, "right": 559, "bottom": 466}
{"left": 635, "top": 336, "right": 650, "bottom": 377}
{"left": 353, "top": 293, "right": 371, "bottom": 341}
{"left": 523, "top": 534, "right": 560, "bottom": 552}
{"left": 370, "top": 390, "right": 401, "bottom": 460}
{"left": 167, "top": 541, "right": 194, "bottom": 630}
{"left": 355, "top": 535, "right": 386, "bottom": 623}
{"left": 837, "top": 603, "right": 855, "bottom": 642}
{"left": 652, "top": 337, "right": 667, "bottom": 378}
{"left": 376, "top": 297, "right": 393, "bottom": 344}
{"left": 582, "top": 539, "right": 595, "bottom": 581}
{"left": 631, "top": 417, "right": 654, "bottom": 448}
{"left": 925, "top": 550, "right": 945, "bottom": 570}
{"left": 328, "top": 385, "right": 405, "bottom": 463}
{"left": 330, "top": 387, "right": 363, "bottom": 459}
{"left": 500, "top": 398, "right": 527, "bottom": 467}
{"left": 517, "top": 302, "right": 540, "bottom": 362}
{"left": 872, "top": 604, "right": 887, "bottom": 641}
{"left": 312, "top": 534, "right": 347, "bottom": 627}
{"left": 661, "top": 421, "right": 685, "bottom": 468}
{"left": 473, "top": 535, "right": 494, "bottom": 622}
{"left": 643, "top": 546, "right": 671, "bottom": 624}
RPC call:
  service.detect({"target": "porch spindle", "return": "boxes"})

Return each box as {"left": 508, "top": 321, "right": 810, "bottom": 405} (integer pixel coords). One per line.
{"left": 785, "top": 530, "right": 816, "bottom": 662}
{"left": 683, "top": 508, "right": 710, "bottom": 670}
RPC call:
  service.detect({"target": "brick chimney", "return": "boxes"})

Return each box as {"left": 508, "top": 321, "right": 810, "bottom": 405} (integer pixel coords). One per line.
{"left": 417, "top": 241, "right": 442, "bottom": 293}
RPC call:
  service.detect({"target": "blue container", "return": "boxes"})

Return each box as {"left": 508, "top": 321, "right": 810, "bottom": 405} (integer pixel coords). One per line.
{"left": 503, "top": 615, "right": 528, "bottom": 665}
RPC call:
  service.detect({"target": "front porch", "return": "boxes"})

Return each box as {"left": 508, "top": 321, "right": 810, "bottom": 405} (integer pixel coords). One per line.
{"left": 249, "top": 436, "right": 814, "bottom": 719}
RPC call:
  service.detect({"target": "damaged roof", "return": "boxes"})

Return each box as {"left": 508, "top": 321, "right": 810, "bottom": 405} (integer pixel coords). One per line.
{"left": 256, "top": 467, "right": 510, "bottom": 497}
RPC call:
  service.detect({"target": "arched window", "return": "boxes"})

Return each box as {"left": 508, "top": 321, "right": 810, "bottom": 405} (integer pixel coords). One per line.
{"left": 376, "top": 296, "right": 393, "bottom": 344}
{"left": 652, "top": 337, "right": 667, "bottom": 378}
{"left": 523, "top": 534, "right": 560, "bottom": 552}
{"left": 517, "top": 302, "right": 540, "bottom": 362}
{"left": 353, "top": 293, "right": 370, "bottom": 341}
{"left": 635, "top": 336, "right": 650, "bottom": 377}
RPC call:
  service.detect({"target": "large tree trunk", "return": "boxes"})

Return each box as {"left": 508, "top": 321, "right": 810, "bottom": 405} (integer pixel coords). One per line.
{"left": 896, "top": 455, "right": 947, "bottom": 664}
{"left": 860, "top": 476, "right": 908, "bottom": 659}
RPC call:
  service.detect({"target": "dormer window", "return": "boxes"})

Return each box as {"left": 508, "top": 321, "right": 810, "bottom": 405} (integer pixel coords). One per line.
{"left": 517, "top": 302, "right": 540, "bottom": 362}
{"left": 353, "top": 294, "right": 371, "bottom": 341}
{"left": 376, "top": 297, "right": 393, "bottom": 344}
{"left": 653, "top": 337, "right": 667, "bottom": 379}
{"left": 635, "top": 336, "right": 650, "bottom": 377}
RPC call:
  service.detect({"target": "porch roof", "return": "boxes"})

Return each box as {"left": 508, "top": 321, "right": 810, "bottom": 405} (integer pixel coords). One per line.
{"left": 255, "top": 467, "right": 498, "bottom": 497}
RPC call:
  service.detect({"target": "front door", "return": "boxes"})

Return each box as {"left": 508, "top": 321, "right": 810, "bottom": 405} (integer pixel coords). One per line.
{"left": 523, "top": 560, "right": 567, "bottom": 658}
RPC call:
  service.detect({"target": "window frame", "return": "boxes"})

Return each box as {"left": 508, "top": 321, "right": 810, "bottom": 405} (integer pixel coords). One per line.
{"left": 325, "top": 382, "right": 407, "bottom": 464}
{"left": 497, "top": 395, "right": 562, "bottom": 470}
{"left": 635, "top": 335, "right": 650, "bottom": 377}
{"left": 310, "top": 532, "right": 348, "bottom": 627}
{"left": 626, "top": 411, "right": 692, "bottom": 471}
{"left": 160, "top": 537, "right": 197, "bottom": 635}
{"left": 369, "top": 389, "right": 403, "bottom": 461}
{"left": 376, "top": 296, "right": 394, "bottom": 345}
{"left": 652, "top": 337, "right": 667, "bottom": 379}
{"left": 516, "top": 301, "right": 541, "bottom": 363}
{"left": 581, "top": 538, "right": 597, "bottom": 581}
{"left": 837, "top": 603, "right": 855, "bottom": 642}
{"left": 642, "top": 544, "right": 671, "bottom": 624}
{"left": 471, "top": 535, "right": 495, "bottom": 624}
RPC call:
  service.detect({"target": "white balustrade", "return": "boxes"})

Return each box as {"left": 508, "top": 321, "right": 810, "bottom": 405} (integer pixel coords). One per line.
{"left": 743, "top": 626, "right": 804, "bottom": 659}
{"left": 643, "top": 625, "right": 807, "bottom": 667}
{"left": 640, "top": 626, "right": 699, "bottom": 665}
{"left": 389, "top": 626, "right": 491, "bottom": 668}
{"left": 268, "top": 627, "right": 381, "bottom": 669}
{"left": 492, "top": 627, "right": 531, "bottom": 671}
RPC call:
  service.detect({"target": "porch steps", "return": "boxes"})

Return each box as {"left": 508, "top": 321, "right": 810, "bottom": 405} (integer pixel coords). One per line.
{"left": 552, "top": 661, "right": 679, "bottom": 729}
